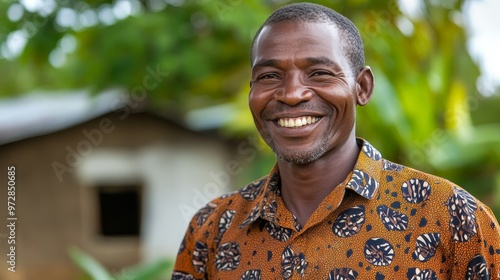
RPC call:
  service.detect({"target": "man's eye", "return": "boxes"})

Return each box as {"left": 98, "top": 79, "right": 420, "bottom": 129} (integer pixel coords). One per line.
{"left": 258, "top": 73, "right": 279, "bottom": 80}
{"left": 311, "top": 70, "right": 332, "bottom": 76}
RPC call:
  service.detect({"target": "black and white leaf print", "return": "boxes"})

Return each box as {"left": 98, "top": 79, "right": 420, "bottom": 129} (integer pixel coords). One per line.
{"left": 406, "top": 268, "right": 438, "bottom": 280}
{"left": 215, "top": 210, "right": 236, "bottom": 246}
{"left": 412, "top": 233, "right": 441, "bottom": 262}
{"left": 268, "top": 173, "right": 280, "bottom": 194}
{"left": 362, "top": 143, "right": 382, "bottom": 161}
{"left": 401, "top": 179, "right": 431, "bottom": 204}
{"left": 332, "top": 205, "right": 366, "bottom": 237}
{"left": 171, "top": 271, "right": 196, "bottom": 280}
{"left": 215, "top": 242, "right": 241, "bottom": 271}
{"left": 466, "top": 255, "right": 490, "bottom": 280}
{"left": 239, "top": 203, "right": 260, "bottom": 229}
{"left": 281, "top": 247, "right": 294, "bottom": 279}
{"left": 281, "top": 245, "right": 308, "bottom": 279}
{"left": 261, "top": 200, "right": 278, "bottom": 221}
{"left": 239, "top": 179, "right": 265, "bottom": 201}
{"left": 241, "top": 269, "right": 262, "bottom": 280}
{"left": 328, "top": 268, "right": 358, "bottom": 280}
{"left": 293, "top": 215, "right": 303, "bottom": 232}
{"left": 192, "top": 241, "right": 208, "bottom": 274}
{"left": 446, "top": 187, "right": 478, "bottom": 242}
{"left": 220, "top": 210, "right": 235, "bottom": 228}
{"left": 364, "top": 237, "right": 395, "bottom": 266}
{"left": 195, "top": 202, "right": 217, "bottom": 227}
{"left": 265, "top": 222, "right": 293, "bottom": 242}
{"left": 377, "top": 204, "right": 408, "bottom": 231}
{"left": 382, "top": 160, "right": 404, "bottom": 172}
{"left": 347, "top": 170, "right": 379, "bottom": 198}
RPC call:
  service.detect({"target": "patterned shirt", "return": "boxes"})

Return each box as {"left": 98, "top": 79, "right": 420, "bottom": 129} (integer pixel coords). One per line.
{"left": 173, "top": 139, "right": 500, "bottom": 280}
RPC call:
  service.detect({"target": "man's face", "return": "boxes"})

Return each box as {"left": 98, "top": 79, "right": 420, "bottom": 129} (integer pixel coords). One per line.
{"left": 249, "top": 21, "right": 359, "bottom": 164}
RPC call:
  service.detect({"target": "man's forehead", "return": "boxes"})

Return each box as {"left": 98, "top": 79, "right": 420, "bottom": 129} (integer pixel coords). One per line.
{"left": 259, "top": 20, "right": 338, "bottom": 38}
{"left": 253, "top": 21, "right": 341, "bottom": 52}
{"left": 252, "top": 21, "right": 343, "bottom": 66}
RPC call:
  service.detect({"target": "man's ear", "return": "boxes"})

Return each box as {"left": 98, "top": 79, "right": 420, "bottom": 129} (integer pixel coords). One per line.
{"left": 355, "top": 66, "right": 374, "bottom": 106}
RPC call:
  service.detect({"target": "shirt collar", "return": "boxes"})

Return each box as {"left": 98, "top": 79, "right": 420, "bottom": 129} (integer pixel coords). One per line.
{"left": 345, "top": 138, "right": 383, "bottom": 199}
{"left": 241, "top": 138, "right": 383, "bottom": 228}
{"left": 260, "top": 138, "right": 381, "bottom": 204}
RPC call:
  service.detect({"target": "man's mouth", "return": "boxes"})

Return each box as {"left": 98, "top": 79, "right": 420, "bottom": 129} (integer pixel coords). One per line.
{"left": 277, "top": 116, "right": 321, "bottom": 128}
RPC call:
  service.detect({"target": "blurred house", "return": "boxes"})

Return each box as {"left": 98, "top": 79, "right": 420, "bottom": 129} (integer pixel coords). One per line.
{"left": 0, "top": 90, "right": 246, "bottom": 279}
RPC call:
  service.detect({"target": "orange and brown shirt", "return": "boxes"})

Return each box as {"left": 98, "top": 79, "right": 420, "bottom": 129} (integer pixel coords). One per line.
{"left": 173, "top": 139, "right": 500, "bottom": 279}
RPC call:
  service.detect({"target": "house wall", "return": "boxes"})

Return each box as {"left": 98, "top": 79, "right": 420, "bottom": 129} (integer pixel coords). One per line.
{"left": 0, "top": 112, "right": 233, "bottom": 279}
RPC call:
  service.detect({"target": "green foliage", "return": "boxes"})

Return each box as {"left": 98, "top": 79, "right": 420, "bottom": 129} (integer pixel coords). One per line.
{"left": 68, "top": 246, "right": 173, "bottom": 280}
{"left": 1, "top": 0, "right": 499, "bottom": 217}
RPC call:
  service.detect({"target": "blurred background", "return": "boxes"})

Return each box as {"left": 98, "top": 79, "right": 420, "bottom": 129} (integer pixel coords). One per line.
{"left": 0, "top": 0, "right": 499, "bottom": 279}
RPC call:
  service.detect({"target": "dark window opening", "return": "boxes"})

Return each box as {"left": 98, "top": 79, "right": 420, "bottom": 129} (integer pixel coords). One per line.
{"left": 97, "top": 185, "right": 141, "bottom": 237}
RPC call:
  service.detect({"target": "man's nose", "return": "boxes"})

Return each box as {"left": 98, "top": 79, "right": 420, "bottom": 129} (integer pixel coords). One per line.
{"left": 274, "top": 74, "right": 313, "bottom": 105}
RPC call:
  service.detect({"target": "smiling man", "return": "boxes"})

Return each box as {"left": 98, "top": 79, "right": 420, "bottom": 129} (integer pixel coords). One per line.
{"left": 172, "top": 3, "right": 500, "bottom": 280}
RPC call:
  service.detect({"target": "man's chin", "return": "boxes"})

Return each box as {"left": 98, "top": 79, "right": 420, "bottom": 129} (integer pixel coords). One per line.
{"left": 274, "top": 147, "right": 327, "bottom": 165}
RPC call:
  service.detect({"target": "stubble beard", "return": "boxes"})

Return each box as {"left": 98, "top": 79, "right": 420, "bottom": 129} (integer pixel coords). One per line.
{"left": 267, "top": 133, "right": 330, "bottom": 165}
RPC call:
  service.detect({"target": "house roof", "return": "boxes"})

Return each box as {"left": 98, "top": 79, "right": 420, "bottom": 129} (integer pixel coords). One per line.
{"left": 0, "top": 89, "right": 127, "bottom": 145}
{"left": 0, "top": 88, "right": 236, "bottom": 145}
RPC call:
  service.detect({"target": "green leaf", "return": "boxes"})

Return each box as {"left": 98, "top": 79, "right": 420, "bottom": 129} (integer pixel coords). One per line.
{"left": 117, "top": 259, "right": 173, "bottom": 280}
{"left": 68, "top": 247, "right": 114, "bottom": 280}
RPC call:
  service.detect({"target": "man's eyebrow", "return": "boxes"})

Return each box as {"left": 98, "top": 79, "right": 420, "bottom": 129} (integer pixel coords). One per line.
{"left": 306, "top": 56, "right": 340, "bottom": 68}
{"left": 252, "top": 59, "right": 280, "bottom": 69}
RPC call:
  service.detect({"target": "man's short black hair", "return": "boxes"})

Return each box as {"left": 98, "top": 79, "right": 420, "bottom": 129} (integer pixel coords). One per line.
{"left": 251, "top": 2, "right": 365, "bottom": 76}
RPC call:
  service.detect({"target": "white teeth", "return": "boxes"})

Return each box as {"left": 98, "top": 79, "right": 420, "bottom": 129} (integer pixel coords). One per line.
{"left": 277, "top": 116, "right": 320, "bottom": 128}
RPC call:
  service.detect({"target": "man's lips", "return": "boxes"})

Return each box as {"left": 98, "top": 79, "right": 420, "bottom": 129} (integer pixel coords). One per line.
{"left": 275, "top": 116, "right": 321, "bottom": 128}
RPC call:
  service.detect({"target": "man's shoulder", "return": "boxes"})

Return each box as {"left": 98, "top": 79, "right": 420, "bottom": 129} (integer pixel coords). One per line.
{"left": 380, "top": 158, "right": 451, "bottom": 182}
{"left": 357, "top": 139, "right": 472, "bottom": 202}
{"left": 190, "top": 175, "right": 269, "bottom": 228}
{"left": 211, "top": 175, "right": 268, "bottom": 205}
{"left": 357, "top": 139, "right": 460, "bottom": 199}
{"left": 379, "top": 158, "right": 474, "bottom": 202}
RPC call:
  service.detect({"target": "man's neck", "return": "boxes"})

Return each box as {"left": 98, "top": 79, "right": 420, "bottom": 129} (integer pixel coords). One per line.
{"left": 277, "top": 137, "right": 360, "bottom": 227}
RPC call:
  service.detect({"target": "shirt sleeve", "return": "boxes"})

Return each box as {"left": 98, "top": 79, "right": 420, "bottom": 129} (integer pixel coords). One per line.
{"left": 171, "top": 202, "right": 218, "bottom": 280}
{"left": 449, "top": 194, "right": 500, "bottom": 280}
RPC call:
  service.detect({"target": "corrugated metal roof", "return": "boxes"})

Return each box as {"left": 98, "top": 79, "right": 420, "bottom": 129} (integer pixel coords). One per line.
{"left": 0, "top": 88, "right": 126, "bottom": 145}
